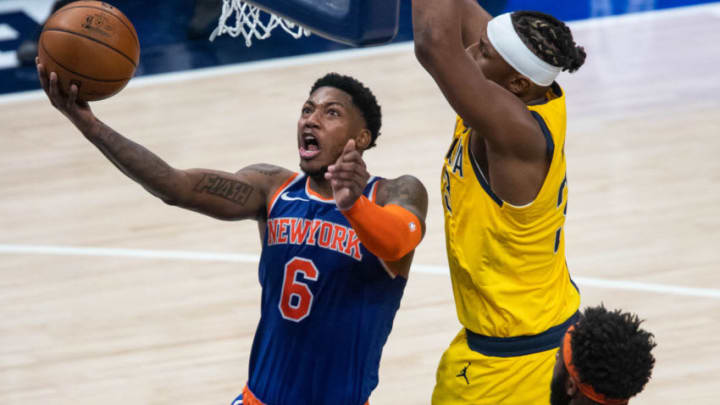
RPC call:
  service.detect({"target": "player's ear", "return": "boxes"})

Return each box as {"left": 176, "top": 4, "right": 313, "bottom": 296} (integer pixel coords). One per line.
{"left": 508, "top": 75, "right": 531, "bottom": 96}
{"left": 355, "top": 129, "right": 371, "bottom": 151}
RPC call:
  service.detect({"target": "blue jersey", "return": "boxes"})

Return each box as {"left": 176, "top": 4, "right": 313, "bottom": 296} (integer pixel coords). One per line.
{"left": 246, "top": 173, "right": 407, "bottom": 405}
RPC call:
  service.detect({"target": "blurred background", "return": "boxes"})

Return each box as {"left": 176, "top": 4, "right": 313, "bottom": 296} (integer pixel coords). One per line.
{"left": 0, "top": 0, "right": 717, "bottom": 95}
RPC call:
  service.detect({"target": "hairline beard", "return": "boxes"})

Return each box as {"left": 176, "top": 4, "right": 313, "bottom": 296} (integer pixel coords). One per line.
{"left": 301, "top": 165, "right": 329, "bottom": 182}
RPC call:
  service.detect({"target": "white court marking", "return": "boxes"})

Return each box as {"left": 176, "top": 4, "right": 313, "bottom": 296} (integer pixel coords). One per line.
{"left": 2, "top": 243, "right": 719, "bottom": 299}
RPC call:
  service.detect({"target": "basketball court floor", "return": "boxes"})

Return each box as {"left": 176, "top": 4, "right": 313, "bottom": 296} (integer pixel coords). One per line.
{"left": 1, "top": 2, "right": 719, "bottom": 404}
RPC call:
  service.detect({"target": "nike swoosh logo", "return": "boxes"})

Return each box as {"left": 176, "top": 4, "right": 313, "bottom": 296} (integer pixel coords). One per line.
{"left": 280, "top": 192, "right": 309, "bottom": 202}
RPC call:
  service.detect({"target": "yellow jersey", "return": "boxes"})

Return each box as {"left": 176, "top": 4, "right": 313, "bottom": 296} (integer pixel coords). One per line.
{"left": 441, "top": 84, "right": 580, "bottom": 338}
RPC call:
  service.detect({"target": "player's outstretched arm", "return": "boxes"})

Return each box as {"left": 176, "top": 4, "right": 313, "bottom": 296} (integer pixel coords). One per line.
{"left": 411, "top": 0, "right": 540, "bottom": 153}
{"left": 37, "top": 60, "right": 292, "bottom": 221}
{"left": 171, "top": 164, "right": 293, "bottom": 220}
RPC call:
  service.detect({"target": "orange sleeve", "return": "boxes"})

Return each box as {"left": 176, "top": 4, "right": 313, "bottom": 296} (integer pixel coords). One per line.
{"left": 341, "top": 195, "right": 422, "bottom": 262}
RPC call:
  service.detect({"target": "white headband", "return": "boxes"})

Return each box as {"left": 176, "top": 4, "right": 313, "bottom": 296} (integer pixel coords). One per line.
{"left": 486, "top": 13, "right": 561, "bottom": 86}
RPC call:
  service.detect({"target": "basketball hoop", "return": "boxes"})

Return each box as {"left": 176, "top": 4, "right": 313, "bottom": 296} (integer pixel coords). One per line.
{"left": 210, "top": 0, "right": 311, "bottom": 46}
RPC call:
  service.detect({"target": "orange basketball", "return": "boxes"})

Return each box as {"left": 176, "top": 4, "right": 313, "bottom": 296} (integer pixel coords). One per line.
{"left": 38, "top": 1, "right": 140, "bottom": 102}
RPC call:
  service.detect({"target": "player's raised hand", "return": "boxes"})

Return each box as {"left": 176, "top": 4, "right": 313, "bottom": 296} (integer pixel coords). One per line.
{"left": 36, "top": 57, "right": 95, "bottom": 130}
{"left": 325, "top": 139, "right": 370, "bottom": 211}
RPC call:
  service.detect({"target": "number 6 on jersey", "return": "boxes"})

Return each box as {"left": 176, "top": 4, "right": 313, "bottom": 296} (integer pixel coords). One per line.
{"left": 279, "top": 257, "right": 319, "bottom": 322}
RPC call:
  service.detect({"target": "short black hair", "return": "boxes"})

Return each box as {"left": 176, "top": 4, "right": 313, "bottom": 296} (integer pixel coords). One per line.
{"left": 512, "top": 11, "right": 587, "bottom": 73}
{"left": 310, "top": 73, "right": 382, "bottom": 149}
{"left": 570, "top": 305, "right": 657, "bottom": 400}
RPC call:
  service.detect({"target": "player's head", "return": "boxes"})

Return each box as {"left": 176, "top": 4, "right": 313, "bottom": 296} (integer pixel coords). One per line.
{"left": 472, "top": 11, "right": 586, "bottom": 96}
{"left": 550, "top": 305, "right": 657, "bottom": 405}
{"left": 297, "top": 73, "right": 381, "bottom": 178}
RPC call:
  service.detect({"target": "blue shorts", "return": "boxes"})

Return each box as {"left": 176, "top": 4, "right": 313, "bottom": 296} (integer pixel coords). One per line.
{"left": 230, "top": 390, "right": 371, "bottom": 405}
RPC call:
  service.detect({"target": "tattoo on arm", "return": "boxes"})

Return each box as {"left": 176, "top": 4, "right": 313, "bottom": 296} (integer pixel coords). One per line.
{"left": 379, "top": 175, "right": 429, "bottom": 223}
{"left": 88, "top": 120, "right": 180, "bottom": 201}
{"left": 83, "top": 120, "right": 265, "bottom": 218}
{"left": 384, "top": 179, "right": 414, "bottom": 204}
{"left": 194, "top": 174, "right": 254, "bottom": 205}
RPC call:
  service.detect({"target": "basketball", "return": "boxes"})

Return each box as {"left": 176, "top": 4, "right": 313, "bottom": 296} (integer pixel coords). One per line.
{"left": 38, "top": 1, "right": 140, "bottom": 102}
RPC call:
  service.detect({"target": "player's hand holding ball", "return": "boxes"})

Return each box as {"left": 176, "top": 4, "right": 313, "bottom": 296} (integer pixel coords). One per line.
{"left": 37, "top": 60, "right": 95, "bottom": 131}
{"left": 37, "top": 1, "right": 140, "bottom": 102}
{"left": 326, "top": 139, "right": 370, "bottom": 211}
{"left": 36, "top": 1, "right": 139, "bottom": 132}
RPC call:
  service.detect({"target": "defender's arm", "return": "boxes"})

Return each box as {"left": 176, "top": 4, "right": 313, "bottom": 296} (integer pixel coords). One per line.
{"left": 459, "top": 0, "right": 492, "bottom": 48}
{"left": 411, "top": 0, "right": 540, "bottom": 155}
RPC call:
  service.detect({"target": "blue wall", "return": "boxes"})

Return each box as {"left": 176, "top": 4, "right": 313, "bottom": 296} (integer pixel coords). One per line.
{"left": 505, "top": 0, "right": 713, "bottom": 21}
{"left": 0, "top": 0, "right": 717, "bottom": 95}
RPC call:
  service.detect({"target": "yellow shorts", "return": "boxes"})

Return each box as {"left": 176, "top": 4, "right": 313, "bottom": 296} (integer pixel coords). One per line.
{"left": 431, "top": 328, "right": 557, "bottom": 405}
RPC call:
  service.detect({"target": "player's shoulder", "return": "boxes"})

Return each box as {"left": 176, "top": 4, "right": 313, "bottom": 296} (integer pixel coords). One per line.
{"left": 237, "top": 163, "right": 297, "bottom": 194}
{"left": 237, "top": 163, "right": 292, "bottom": 177}
{"left": 374, "top": 175, "right": 428, "bottom": 218}
{"left": 380, "top": 174, "right": 425, "bottom": 188}
{"left": 375, "top": 175, "right": 426, "bottom": 198}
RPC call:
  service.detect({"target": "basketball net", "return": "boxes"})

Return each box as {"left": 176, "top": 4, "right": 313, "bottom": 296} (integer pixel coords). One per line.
{"left": 210, "top": 0, "right": 311, "bottom": 46}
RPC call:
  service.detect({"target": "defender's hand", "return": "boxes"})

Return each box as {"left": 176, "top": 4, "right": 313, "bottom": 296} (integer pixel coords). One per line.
{"left": 37, "top": 57, "right": 95, "bottom": 131}
{"left": 325, "top": 139, "right": 370, "bottom": 211}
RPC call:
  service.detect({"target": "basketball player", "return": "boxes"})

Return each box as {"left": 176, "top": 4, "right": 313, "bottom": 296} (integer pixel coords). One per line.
{"left": 551, "top": 305, "right": 656, "bottom": 405}
{"left": 36, "top": 64, "right": 428, "bottom": 405}
{"left": 411, "top": 0, "right": 586, "bottom": 403}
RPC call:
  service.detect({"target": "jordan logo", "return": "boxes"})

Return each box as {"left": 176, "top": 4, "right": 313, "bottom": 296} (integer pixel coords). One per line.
{"left": 456, "top": 361, "right": 471, "bottom": 385}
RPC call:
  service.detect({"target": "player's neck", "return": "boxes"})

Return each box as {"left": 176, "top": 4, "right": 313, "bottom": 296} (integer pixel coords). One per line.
{"left": 307, "top": 175, "right": 334, "bottom": 199}
{"left": 521, "top": 85, "right": 550, "bottom": 105}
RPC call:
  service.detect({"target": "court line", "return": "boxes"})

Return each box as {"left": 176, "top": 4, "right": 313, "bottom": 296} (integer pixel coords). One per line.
{"left": 0, "top": 243, "right": 260, "bottom": 263}
{"left": 2, "top": 243, "right": 719, "bottom": 299}
{"left": 2, "top": 1, "right": 720, "bottom": 105}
